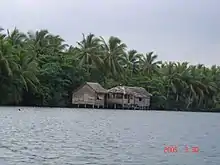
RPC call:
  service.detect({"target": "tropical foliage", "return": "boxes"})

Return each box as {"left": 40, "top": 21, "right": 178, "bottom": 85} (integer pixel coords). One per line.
{"left": 0, "top": 27, "right": 220, "bottom": 111}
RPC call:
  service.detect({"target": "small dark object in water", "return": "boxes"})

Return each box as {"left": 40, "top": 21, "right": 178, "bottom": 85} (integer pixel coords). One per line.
{"left": 18, "top": 108, "right": 21, "bottom": 111}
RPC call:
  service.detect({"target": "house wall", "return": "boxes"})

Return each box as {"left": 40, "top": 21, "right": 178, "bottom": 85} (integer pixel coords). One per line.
{"left": 107, "top": 98, "right": 122, "bottom": 105}
{"left": 134, "top": 97, "right": 144, "bottom": 106}
{"left": 134, "top": 96, "right": 151, "bottom": 107}
{"left": 95, "top": 93, "right": 105, "bottom": 106}
{"left": 145, "top": 97, "right": 150, "bottom": 107}
{"left": 72, "top": 84, "right": 105, "bottom": 106}
{"left": 107, "top": 93, "right": 135, "bottom": 105}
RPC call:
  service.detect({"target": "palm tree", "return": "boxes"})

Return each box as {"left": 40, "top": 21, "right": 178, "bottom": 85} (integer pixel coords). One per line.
{"left": 2, "top": 48, "right": 39, "bottom": 104}
{"left": 15, "top": 49, "right": 39, "bottom": 91}
{"left": 140, "top": 52, "right": 161, "bottom": 76}
{"left": 122, "top": 49, "right": 142, "bottom": 76}
{"left": 0, "top": 40, "right": 13, "bottom": 77}
{"left": 76, "top": 33, "right": 103, "bottom": 68}
{"left": 26, "top": 30, "right": 51, "bottom": 57}
{"left": 100, "top": 36, "right": 127, "bottom": 77}
{"left": 6, "top": 28, "right": 27, "bottom": 46}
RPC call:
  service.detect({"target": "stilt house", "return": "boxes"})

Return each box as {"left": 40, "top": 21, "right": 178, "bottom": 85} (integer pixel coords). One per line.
{"left": 72, "top": 82, "right": 107, "bottom": 108}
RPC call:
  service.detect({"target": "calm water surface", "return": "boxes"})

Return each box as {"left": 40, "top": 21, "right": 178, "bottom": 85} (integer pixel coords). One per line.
{"left": 0, "top": 107, "right": 219, "bottom": 165}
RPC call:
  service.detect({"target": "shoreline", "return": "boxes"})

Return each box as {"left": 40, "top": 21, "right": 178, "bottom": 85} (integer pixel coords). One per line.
{"left": 1, "top": 105, "right": 220, "bottom": 113}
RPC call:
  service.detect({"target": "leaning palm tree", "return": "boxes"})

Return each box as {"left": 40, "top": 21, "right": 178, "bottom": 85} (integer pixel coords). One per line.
{"left": 0, "top": 31, "right": 39, "bottom": 104}
{"left": 14, "top": 48, "right": 40, "bottom": 92}
{"left": 0, "top": 33, "right": 19, "bottom": 77}
{"left": 0, "top": 27, "right": 5, "bottom": 40}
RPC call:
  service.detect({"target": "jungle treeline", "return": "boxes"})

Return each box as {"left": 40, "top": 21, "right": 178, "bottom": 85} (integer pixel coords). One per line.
{"left": 0, "top": 27, "right": 219, "bottom": 111}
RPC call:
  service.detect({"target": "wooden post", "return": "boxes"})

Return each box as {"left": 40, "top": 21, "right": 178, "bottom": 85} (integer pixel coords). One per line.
{"left": 122, "top": 94, "right": 124, "bottom": 109}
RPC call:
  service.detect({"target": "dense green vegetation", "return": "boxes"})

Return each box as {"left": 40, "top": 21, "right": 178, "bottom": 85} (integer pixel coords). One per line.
{"left": 0, "top": 27, "right": 219, "bottom": 111}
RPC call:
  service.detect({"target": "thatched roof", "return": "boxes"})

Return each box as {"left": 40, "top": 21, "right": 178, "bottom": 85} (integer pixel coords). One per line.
{"left": 86, "top": 82, "right": 108, "bottom": 93}
{"left": 108, "top": 86, "right": 152, "bottom": 97}
{"left": 108, "top": 86, "right": 131, "bottom": 94}
{"left": 128, "top": 87, "right": 152, "bottom": 97}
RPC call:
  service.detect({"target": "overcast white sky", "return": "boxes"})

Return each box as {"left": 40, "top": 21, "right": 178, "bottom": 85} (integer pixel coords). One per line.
{"left": 0, "top": 0, "right": 220, "bottom": 66}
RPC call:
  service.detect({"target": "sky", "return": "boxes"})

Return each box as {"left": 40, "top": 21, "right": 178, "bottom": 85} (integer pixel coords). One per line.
{"left": 0, "top": 0, "right": 220, "bottom": 66}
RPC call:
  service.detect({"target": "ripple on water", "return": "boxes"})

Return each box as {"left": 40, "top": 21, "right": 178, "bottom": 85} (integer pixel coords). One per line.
{"left": 0, "top": 108, "right": 220, "bottom": 165}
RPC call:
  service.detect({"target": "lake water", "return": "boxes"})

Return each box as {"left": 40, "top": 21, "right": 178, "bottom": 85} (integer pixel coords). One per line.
{"left": 0, "top": 107, "right": 219, "bottom": 165}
